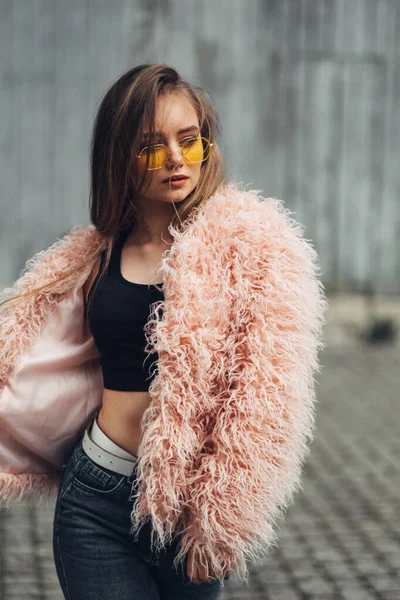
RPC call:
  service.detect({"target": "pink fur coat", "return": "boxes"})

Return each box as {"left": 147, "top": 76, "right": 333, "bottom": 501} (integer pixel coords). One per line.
{"left": 0, "top": 182, "right": 328, "bottom": 584}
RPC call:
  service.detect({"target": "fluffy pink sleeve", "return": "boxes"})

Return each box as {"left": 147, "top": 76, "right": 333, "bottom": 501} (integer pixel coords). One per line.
{"left": 173, "top": 193, "right": 328, "bottom": 585}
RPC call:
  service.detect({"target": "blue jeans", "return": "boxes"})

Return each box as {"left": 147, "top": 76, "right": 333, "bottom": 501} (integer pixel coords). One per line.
{"left": 52, "top": 430, "right": 224, "bottom": 599}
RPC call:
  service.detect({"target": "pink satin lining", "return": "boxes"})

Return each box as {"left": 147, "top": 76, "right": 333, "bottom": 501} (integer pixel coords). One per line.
{"left": 0, "top": 286, "right": 104, "bottom": 473}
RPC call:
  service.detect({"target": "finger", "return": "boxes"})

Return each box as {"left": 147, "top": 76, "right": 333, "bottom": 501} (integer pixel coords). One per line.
{"left": 187, "top": 551, "right": 200, "bottom": 584}
{"left": 198, "top": 562, "right": 215, "bottom": 584}
{"left": 191, "top": 565, "right": 200, "bottom": 584}
{"left": 191, "top": 561, "right": 208, "bottom": 585}
{"left": 191, "top": 567, "right": 201, "bottom": 585}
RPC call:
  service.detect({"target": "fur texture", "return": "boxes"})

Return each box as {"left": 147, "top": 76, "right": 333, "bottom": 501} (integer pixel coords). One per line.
{"left": 0, "top": 182, "right": 328, "bottom": 585}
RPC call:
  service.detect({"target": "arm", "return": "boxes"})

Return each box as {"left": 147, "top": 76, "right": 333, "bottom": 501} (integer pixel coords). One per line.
{"left": 175, "top": 197, "right": 328, "bottom": 585}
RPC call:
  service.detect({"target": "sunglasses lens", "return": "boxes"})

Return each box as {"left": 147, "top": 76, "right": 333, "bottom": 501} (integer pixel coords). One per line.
{"left": 138, "top": 138, "right": 212, "bottom": 169}
{"left": 182, "top": 137, "right": 210, "bottom": 163}
{"left": 139, "top": 145, "right": 168, "bottom": 169}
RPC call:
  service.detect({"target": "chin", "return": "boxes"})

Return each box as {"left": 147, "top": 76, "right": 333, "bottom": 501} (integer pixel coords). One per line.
{"left": 165, "top": 185, "right": 197, "bottom": 201}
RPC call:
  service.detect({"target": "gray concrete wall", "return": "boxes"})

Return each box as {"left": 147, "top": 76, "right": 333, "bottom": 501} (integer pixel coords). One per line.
{"left": 1, "top": 0, "right": 399, "bottom": 293}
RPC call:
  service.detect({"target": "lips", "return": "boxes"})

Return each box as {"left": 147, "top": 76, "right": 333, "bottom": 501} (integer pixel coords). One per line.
{"left": 163, "top": 175, "right": 189, "bottom": 183}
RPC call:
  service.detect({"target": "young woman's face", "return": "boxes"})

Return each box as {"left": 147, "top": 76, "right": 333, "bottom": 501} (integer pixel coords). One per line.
{"left": 135, "top": 93, "right": 203, "bottom": 204}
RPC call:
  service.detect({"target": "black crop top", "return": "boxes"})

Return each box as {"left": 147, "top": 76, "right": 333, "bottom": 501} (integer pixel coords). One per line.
{"left": 87, "top": 229, "right": 165, "bottom": 392}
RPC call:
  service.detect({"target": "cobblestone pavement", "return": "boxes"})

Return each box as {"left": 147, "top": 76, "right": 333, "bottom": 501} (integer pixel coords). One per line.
{"left": 0, "top": 345, "right": 399, "bottom": 599}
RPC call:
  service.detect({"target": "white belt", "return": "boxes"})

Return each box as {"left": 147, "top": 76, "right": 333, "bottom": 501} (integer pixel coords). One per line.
{"left": 82, "top": 416, "right": 139, "bottom": 477}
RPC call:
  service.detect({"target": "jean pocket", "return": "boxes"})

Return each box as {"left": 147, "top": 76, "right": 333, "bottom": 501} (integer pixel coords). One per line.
{"left": 71, "top": 454, "right": 128, "bottom": 496}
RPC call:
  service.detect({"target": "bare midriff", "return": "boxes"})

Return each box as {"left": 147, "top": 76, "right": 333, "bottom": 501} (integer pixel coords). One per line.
{"left": 97, "top": 389, "right": 152, "bottom": 457}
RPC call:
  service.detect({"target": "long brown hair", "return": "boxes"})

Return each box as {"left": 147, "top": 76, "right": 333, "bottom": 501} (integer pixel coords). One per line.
{"left": 0, "top": 63, "right": 227, "bottom": 322}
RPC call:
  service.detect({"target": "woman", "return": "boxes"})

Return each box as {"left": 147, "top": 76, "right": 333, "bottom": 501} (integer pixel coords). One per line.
{"left": 0, "top": 64, "right": 328, "bottom": 599}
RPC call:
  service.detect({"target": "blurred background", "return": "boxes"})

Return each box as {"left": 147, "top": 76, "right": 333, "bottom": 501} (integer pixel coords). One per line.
{"left": 0, "top": 1, "right": 399, "bottom": 599}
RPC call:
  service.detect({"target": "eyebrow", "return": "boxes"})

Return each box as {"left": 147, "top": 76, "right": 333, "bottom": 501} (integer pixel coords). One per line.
{"left": 141, "top": 125, "right": 199, "bottom": 139}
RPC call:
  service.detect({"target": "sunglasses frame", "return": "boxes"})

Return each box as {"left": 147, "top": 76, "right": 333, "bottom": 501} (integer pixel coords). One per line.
{"left": 136, "top": 136, "right": 214, "bottom": 170}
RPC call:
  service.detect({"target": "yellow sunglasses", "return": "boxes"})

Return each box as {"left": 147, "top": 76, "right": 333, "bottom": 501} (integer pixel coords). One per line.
{"left": 136, "top": 136, "right": 213, "bottom": 170}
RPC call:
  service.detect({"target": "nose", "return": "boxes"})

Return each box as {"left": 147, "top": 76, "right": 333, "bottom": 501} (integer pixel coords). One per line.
{"left": 164, "top": 142, "right": 184, "bottom": 169}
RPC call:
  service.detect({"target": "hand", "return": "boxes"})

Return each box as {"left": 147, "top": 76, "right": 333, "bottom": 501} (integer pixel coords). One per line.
{"left": 186, "top": 547, "right": 231, "bottom": 584}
